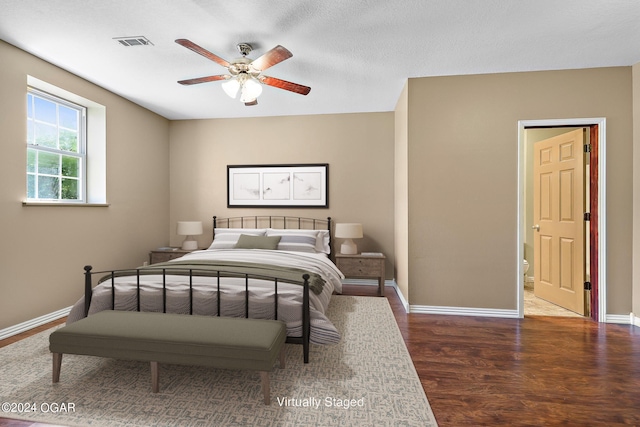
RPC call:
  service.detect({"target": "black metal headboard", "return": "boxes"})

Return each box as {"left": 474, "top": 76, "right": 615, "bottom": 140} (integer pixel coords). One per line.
{"left": 213, "top": 215, "right": 333, "bottom": 258}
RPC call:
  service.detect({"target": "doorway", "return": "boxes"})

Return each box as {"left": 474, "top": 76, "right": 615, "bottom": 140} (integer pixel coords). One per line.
{"left": 527, "top": 128, "right": 587, "bottom": 317}
{"left": 517, "top": 118, "right": 606, "bottom": 322}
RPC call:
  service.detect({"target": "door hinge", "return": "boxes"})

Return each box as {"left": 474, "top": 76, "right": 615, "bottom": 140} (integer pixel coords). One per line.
{"left": 584, "top": 281, "right": 592, "bottom": 291}
{"left": 584, "top": 212, "right": 591, "bottom": 221}
{"left": 584, "top": 144, "right": 591, "bottom": 153}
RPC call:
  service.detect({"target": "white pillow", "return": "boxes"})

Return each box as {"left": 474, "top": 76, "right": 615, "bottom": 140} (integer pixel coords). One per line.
{"left": 266, "top": 229, "right": 320, "bottom": 253}
{"left": 315, "top": 230, "right": 331, "bottom": 254}
{"left": 208, "top": 228, "right": 267, "bottom": 250}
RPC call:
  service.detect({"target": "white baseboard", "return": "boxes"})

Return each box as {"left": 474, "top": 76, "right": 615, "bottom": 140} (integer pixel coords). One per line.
{"left": 4, "top": 302, "right": 635, "bottom": 342}
{"left": 0, "top": 306, "right": 71, "bottom": 341}
{"left": 342, "top": 279, "right": 410, "bottom": 313}
{"left": 392, "top": 284, "right": 410, "bottom": 313}
{"left": 409, "top": 304, "right": 520, "bottom": 318}
{"left": 342, "top": 278, "right": 396, "bottom": 291}
{"left": 343, "top": 279, "right": 519, "bottom": 318}
{"left": 604, "top": 313, "right": 634, "bottom": 325}
{"left": 342, "top": 278, "right": 373, "bottom": 286}
{"left": 409, "top": 307, "right": 640, "bottom": 323}
{"left": 342, "top": 279, "right": 640, "bottom": 323}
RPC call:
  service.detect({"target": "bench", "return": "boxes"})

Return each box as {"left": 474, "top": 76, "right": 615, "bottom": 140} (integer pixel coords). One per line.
{"left": 49, "top": 310, "right": 287, "bottom": 404}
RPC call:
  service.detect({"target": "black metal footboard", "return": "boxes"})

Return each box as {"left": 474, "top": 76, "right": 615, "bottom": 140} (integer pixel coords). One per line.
{"left": 83, "top": 265, "right": 312, "bottom": 363}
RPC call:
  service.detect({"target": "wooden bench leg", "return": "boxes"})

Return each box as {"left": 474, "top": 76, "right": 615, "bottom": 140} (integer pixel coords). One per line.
{"left": 150, "top": 361, "right": 159, "bottom": 393}
{"left": 260, "top": 371, "right": 270, "bottom": 405}
{"left": 52, "top": 353, "right": 62, "bottom": 383}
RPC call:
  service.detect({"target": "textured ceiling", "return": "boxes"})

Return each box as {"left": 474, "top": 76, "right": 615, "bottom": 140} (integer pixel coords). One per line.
{"left": 1, "top": 0, "right": 640, "bottom": 120}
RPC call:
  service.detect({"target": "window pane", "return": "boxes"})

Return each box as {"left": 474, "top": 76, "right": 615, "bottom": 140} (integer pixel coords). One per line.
{"left": 27, "top": 94, "right": 33, "bottom": 119}
{"left": 38, "top": 176, "right": 59, "bottom": 199}
{"left": 61, "top": 178, "right": 78, "bottom": 199}
{"left": 27, "top": 174, "right": 35, "bottom": 198}
{"left": 34, "top": 96, "right": 57, "bottom": 124}
{"left": 27, "top": 148, "right": 36, "bottom": 173}
{"left": 59, "top": 129, "right": 78, "bottom": 152}
{"left": 35, "top": 122, "right": 57, "bottom": 148}
{"left": 38, "top": 151, "right": 60, "bottom": 175}
{"left": 27, "top": 118, "right": 34, "bottom": 144}
{"left": 59, "top": 105, "right": 78, "bottom": 130}
{"left": 61, "top": 155, "right": 79, "bottom": 177}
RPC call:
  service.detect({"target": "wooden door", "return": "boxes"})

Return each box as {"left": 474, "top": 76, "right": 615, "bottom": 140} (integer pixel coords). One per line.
{"left": 533, "top": 129, "right": 585, "bottom": 315}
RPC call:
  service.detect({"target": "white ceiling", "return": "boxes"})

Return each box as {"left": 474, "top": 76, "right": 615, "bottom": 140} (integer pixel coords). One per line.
{"left": 2, "top": 0, "right": 640, "bottom": 120}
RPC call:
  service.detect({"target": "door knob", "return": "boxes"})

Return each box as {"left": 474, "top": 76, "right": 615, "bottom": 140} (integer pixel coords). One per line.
{"left": 532, "top": 224, "right": 540, "bottom": 231}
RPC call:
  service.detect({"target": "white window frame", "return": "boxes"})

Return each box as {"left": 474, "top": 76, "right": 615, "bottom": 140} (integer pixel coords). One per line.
{"left": 24, "top": 76, "right": 107, "bottom": 206}
{"left": 27, "top": 87, "right": 87, "bottom": 203}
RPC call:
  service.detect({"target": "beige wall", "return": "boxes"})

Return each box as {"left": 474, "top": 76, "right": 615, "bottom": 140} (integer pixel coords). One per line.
{"left": 633, "top": 62, "right": 640, "bottom": 318}
{"left": 405, "top": 68, "right": 633, "bottom": 313}
{"left": 3, "top": 38, "right": 639, "bottom": 329}
{"left": 394, "top": 82, "right": 409, "bottom": 300}
{"left": 0, "top": 41, "right": 170, "bottom": 329}
{"left": 168, "top": 113, "right": 395, "bottom": 277}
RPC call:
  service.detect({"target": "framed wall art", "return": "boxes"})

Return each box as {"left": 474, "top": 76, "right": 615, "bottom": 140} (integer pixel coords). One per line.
{"left": 227, "top": 164, "right": 329, "bottom": 208}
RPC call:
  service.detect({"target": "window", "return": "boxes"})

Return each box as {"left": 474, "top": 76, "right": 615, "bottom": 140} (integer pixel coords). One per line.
{"left": 26, "top": 88, "right": 87, "bottom": 202}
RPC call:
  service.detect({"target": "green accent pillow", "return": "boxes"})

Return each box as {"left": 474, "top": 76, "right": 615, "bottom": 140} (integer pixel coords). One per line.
{"left": 234, "top": 234, "right": 281, "bottom": 250}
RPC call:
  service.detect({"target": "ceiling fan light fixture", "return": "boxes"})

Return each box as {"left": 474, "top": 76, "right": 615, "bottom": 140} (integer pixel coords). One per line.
{"left": 221, "top": 78, "right": 240, "bottom": 98}
{"left": 240, "top": 78, "right": 263, "bottom": 103}
{"left": 176, "top": 39, "right": 310, "bottom": 106}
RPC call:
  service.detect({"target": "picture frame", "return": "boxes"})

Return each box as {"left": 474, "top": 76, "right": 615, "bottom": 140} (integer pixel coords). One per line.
{"left": 227, "top": 164, "right": 329, "bottom": 208}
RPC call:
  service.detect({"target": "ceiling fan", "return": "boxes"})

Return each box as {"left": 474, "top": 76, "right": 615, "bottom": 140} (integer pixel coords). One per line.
{"left": 175, "top": 39, "right": 311, "bottom": 106}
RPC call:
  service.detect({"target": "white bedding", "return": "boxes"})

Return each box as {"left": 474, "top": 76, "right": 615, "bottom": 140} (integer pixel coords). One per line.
{"left": 67, "top": 249, "right": 344, "bottom": 345}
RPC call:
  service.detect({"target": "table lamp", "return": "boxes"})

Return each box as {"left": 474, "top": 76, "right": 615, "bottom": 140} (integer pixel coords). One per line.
{"left": 177, "top": 221, "right": 203, "bottom": 250}
{"left": 335, "top": 223, "right": 363, "bottom": 255}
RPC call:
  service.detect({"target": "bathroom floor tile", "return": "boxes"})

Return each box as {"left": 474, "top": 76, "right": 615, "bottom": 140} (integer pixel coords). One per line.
{"left": 524, "top": 286, "right": 583, "bottom": 317}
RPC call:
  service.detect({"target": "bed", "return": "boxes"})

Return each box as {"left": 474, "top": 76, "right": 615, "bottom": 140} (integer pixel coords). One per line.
{"left": 66, "top": 216, "right": 344, "bottom": 363}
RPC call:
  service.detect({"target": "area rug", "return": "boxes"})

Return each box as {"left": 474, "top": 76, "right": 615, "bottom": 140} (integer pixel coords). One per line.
{"left": 0, "top": 296, "right": 437, "bottom": 426}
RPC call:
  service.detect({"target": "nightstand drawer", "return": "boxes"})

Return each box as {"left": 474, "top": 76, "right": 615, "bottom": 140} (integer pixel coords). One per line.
{"left": 336, "top": 256, "right": 384, "bottom": 277}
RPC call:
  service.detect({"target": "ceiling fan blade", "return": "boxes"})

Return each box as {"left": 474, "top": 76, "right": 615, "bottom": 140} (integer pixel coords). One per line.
{"left": 258, "top": 76, "right": 311, "bottom": 95}
{"left": 175, "top": 39, "right": 230, "bottom": 68}
{"left": 177, "top": 75, "right": 229, "bottom": 85}
{"left": 250, "top": 45, "right": 292, "bottom": 72}
{"left": 244, "top": 99, "right": 258, "bottom": 106}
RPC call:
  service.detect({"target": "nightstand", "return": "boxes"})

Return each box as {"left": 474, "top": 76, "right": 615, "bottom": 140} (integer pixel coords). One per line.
{"left": 335, "top": 253, "right": 386, "bottom": 296}
{"left": 149, "top": 248, "right": 194, "bottom": 264}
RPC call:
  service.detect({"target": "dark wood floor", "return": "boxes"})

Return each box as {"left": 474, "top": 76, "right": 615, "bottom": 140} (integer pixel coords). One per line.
{"left": 2, "top": 285, "right": 640, "bottom": 426}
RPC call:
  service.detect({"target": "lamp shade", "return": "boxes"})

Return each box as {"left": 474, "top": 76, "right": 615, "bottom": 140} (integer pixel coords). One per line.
{"left": 177, "top": 221, "right": 203, "bottom": 251}
{"left": 335, "top": 223, "right": 362, "bottom": 255}
{"left": 221, "top": 79, "right": 240, "bottom": 98}
{"left": 334, "top": 223, "right": 363, "bottom": 239}
{"left": 176, "top": 221, "right": 203, "bottom": 236}
{"left": 240, "top": 78, "right": 263, "bottom": 103}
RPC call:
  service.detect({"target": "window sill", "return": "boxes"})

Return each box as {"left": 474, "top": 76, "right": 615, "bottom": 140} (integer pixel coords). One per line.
{"left": 22, "top": 201, "right": 110, "bottom": 207}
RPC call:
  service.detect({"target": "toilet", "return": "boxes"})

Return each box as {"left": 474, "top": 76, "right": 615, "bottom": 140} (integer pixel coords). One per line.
{"left": 523, "top": 259, "right": 529, "bottom": 276}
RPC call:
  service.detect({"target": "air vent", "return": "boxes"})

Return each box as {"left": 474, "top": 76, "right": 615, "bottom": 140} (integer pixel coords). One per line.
{"left": 113, "top": 36, "right": 154, "bottom": 47}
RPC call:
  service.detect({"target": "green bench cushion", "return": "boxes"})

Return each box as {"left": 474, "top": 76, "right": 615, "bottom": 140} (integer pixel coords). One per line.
{"left": 49, "top": 311, "right": 287, "bottom": 371}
